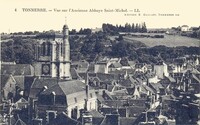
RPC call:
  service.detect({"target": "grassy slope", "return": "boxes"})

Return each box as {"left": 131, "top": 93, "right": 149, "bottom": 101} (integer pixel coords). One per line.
{"left": 123, "top": 34, "right": 200, "bottom": 47}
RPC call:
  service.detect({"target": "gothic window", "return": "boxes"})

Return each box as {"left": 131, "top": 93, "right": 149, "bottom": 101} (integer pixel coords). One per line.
{"left": 38, "top": 46, "right": 41, "bottom": 57}
{"left": 61, "top": 43, "right": 63, "bottom": 56}
{"left": 42, "top": 42, "right": 46, "bottom": 56}
{"left": 47, "top": 42, "right": 51, "bottom": 56}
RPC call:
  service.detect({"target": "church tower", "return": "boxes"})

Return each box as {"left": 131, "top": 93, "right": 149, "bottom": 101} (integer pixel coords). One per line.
{"left": 61, "top": 23, "right": 71, "bottom": 79}
{"left": 34, "top": 22, "right": 71, "bottom": 80}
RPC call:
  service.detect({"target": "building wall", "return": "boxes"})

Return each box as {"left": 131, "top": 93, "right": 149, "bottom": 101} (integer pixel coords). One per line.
{"left": 181, "top": 26, "right": 189, "bottom": 32}
{"left": 36, "top": 90, "right": 97, "bottom": 123}
{"left": 94, "top": 64, "right": 108, "bottom": 73}
{"left": 3, "top": 76, "right": 16, "bottom": 100}
{"left": 149, "top": 76, "right": 160, "bottom": 84}
{"left": 153, "top": 63, "right": 169, "bottom": 79}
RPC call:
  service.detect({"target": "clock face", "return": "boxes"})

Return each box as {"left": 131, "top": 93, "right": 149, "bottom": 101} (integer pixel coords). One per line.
{"left": 42, "top": 64, "right": 50, "bottom": 74}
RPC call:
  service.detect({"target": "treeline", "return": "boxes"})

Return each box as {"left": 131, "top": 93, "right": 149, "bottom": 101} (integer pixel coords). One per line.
{"left": 1, "top": 38, "right": 36, "bottom": 64}
{"left": 136, "top": 46, "right": 200, "bottom": 63}
{"left": 69, "top": 28, "right": 92, "bottom": 35}
{"left": 1, "top": 32, "right": 199, "bottom": 64}
{"left": 102, "top": 22, "right": 147, "bottom": 35}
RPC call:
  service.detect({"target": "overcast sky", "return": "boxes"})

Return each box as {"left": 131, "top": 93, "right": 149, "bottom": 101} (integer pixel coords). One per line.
{"left": 0, "top": 0, "right": 200, "bottom": 33}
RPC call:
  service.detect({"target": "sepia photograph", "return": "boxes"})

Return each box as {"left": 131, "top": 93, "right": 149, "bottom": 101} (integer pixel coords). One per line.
{"left": 0, "top": 0, "right": 200, "bottom": 125}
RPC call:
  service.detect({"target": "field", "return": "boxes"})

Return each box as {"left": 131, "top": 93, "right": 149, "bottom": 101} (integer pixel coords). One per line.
{"left": 122, "top": 34, "right": 200, "bottom": 47}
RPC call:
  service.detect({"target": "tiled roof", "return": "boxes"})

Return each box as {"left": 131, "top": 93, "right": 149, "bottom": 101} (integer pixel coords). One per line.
{"left": 41, "top": 80, "right": 86, "bottom": 96}
{"left": 128, "top": 61, "right": 136, "bottom": 66}
{"left": 120, "top": 117, "right": 137, "bottom": 125}
{"left": 15, "top": 97, "right": 28, "bottom": 103}
{"left": 192, "top": 74, "right": 200, "bottom": 83}
{"left": 49, "top": 112, "right": 81, "bottom": 125}
{"left": 96, "top": 73, "right": 120, "bottom": 83}
{"left": 70, "top": 68, "right": 81, "bottom": 80}
{"left": 89, "top": 110, "right": 104, "bottom": 118}
{"left": 100, "top": 114, "right": 119, "bottom": 125}
{"left": 101, "top": 100, "right": 125, "bottom": 108}
{"left": 127, "top": 106, "right": 146, "bottom": 117}
{"left": 128, "top": 99, "right": 146, "bottom": 107}
{"left": 29, "top": 78, "right": 58, "bottom": 98}
{"left": 119, "top": 77, "right": 138, "bottom": 87}
{"left": 24, "top": 76, "right": 35, "bottom": 98}
{"left": 14, "top": 76, "right": 25, "bottom": 89}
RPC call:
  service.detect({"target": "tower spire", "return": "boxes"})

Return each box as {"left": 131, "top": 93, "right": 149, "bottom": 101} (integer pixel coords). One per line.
{"left": 65, "top": 16, "right": 67, "bottom": 25}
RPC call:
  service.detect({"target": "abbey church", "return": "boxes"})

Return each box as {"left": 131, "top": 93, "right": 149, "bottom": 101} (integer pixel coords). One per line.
{"left": 33, "top": 24, "right": 71, "bottom": 80}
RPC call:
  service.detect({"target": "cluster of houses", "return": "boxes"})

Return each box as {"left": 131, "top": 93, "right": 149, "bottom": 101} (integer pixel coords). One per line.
{"left": 1, "top": 22, "right": 200, "bottom": 125}
{"left": 166, "top": 25, "right": 200, "bottom": 37}
{"left": 1, "top": 54, "right": 200, "bottom": 125}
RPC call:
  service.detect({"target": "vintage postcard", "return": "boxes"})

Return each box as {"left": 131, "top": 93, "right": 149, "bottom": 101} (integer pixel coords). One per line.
{"left": 0, "top": 0, "right": 200, "bottom": 125}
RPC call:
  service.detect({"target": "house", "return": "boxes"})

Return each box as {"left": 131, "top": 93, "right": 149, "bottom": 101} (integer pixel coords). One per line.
{"left": 1, "top": 75, "right": 17, "bottom": 100}
{"left": 1, "top": 74, "right": 35, "bottom": 102}
{"left": 35, "top": 79, "right": 97, "bottom": 124}
{"left": 48, "top": 112, "right": 81, "bottom": 125}
{"left": 153, "top": 62, "right": 169, "bottom": 79}
{"left": 94, "top": 61, "right": 109, "bottom": 74}
{"left": 181, "top": 25, "right": 189, "bottom": 32}
{"left": 14, "top": 97, "right": 28, "bottom": 110}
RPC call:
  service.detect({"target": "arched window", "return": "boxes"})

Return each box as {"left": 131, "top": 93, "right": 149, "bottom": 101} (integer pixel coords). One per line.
{"left": 61, "top": 43, "right": 63, "bottom": 56}
{"left": 47, "top": 42, "right": 51, "bottom": 56}
{"left": 42, "top": 42, "right": 46, "bottom": 56}
{"left": 38, "top": 45, "right": 41, "bottom": 57}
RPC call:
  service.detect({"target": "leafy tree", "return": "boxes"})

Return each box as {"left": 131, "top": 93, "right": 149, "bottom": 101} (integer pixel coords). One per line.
{"left": 94, "top": 41, "right": 104, "bottom": 53}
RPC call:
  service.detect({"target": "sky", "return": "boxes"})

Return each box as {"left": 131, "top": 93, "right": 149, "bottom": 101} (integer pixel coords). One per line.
{"left": 0, "top": 0, "right": 200, "bottom": 33}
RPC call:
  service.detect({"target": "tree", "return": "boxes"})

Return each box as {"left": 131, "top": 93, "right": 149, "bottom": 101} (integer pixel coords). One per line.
{"left": 94, "top": 41, "right": 104, "bottom": 53}
{"left": 135, "top": 23, "right": 139, "bottom": 32}
{"left": 131, "top": 23, "right": 135, "bottom": 32}
{"left": 1, "top": 38, "right": 35, "bottom": 64}
{"left": 141, "top": 22, "right": 147, "bottom": 33}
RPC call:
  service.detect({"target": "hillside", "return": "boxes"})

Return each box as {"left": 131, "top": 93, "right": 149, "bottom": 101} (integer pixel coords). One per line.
{"left": 123, "top": 34, "right": 200, "bottom": 47}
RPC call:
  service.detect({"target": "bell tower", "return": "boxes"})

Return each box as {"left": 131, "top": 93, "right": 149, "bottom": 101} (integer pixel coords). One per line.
{"left": 61, "top": 20, "right": 71, "bottom": 80}
{"left": 34, "top": 20, "right": 71, "bottom": 80}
